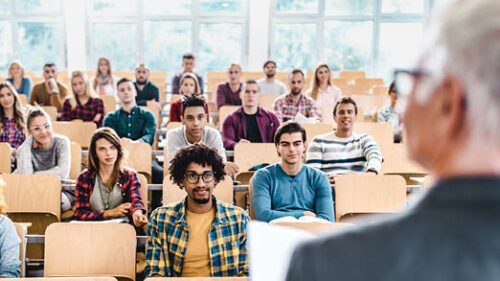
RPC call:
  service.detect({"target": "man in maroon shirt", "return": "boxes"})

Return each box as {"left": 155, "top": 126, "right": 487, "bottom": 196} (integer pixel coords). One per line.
{"left": 216, "top": 63, "right": 243, "bottom": 109}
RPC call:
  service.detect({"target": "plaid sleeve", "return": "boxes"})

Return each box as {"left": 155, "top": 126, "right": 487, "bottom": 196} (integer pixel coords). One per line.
{"left": 95, "top": 98, "right": 105, "bottom": 128}
{"left": 145, "top": 209, "right": 170, "bottom": 277}
{"left": 126, "top": 170, "right": 145, "bottom": 215}
{"left": 273, "top": 98, "right": 284, "bottom": 123}
{"left": 238, "top": 211, "right": 250, "bottom": 276}
{"left": 73, "top": 171, "right": 105, "bottom": 220}
{"left": 60, "top": 99, "right": 72, "bottom": 121}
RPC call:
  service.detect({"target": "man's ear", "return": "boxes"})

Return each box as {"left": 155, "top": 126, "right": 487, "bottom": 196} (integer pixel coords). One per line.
{"left": 441, "top": 76, "right": 467, "bottom": 139}
{"left": 180, "top": 115, "right": 185, "bottom": 125}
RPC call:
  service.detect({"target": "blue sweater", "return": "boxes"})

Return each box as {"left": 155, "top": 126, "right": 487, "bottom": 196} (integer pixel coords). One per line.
{"left": 7, "top": 77, "right": 32, "bottom": 98}
{"left": 252, "top": 163, "right": 334, "bottom": 222}
{"left": 0, "top": 215, "right": 21, "bottom": 277}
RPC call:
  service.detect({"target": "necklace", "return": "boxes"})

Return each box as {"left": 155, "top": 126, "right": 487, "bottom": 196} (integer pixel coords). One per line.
{"left": 97, "top": 175, "right": 113, "bottom": 210}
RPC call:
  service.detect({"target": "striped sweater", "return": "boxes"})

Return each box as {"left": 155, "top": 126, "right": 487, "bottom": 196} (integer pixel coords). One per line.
{"left": 306, "top": 132, "right": 383, "bottom": 174}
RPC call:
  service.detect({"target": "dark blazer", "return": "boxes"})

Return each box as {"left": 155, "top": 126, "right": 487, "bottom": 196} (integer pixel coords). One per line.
{"left": 286, "top": 177, "right": 500, "bottom": 281}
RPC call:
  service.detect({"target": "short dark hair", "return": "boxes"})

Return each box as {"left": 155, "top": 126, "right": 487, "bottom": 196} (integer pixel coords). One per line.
{"left": 274, "top": 121, "right": 306, "bottom": 146}
{"left": 242, "top": 79, "right": 260, "bottom": 93}
{"left": 117, "top": 77, "right": 132, "bottom": 88}
{"left": 333, "top": 97, "right": 358, "bottom": 116}
{"left": 388, "top": 81, "right": 397, "bottom": 95}
{"left": 263, "top": 60, "right": 276, "bottom": 69}
{"left": 43, "top": 63, "right": 56, "bottom": 69}
{"left": 169, "top": 143, "right": 226, "bottom": 187}
{"left": 181, "top": 95, "right": 207, "bottom": 116}
{"left": 289, "top": 69, "right": 304, "bottom": 79}
{"left": 183, "top": 53, "right": 195, "bottom": 60}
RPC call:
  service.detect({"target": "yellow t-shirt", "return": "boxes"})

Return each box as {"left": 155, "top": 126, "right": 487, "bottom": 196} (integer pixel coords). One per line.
{"left": 181, "top": 207, "right": 216, "bottom": 277}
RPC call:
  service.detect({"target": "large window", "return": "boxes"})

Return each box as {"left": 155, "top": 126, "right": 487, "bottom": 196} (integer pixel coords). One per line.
{"left": 0, "top": 0, "right": 65, "bottom": 72}
{"left": 89, "top": 0, "right": 248, "bottom": 77}
{"left": 271, "top": 0, "right": 430, "bottom": 80}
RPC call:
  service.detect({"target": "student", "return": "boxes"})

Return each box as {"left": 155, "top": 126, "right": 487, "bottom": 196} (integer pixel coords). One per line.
{"left": 0, "top": 178, "right": 21, "bottom": 278}
{"left": 257, "top": 60, "right": 287, "bottom": 96}
{"left": 90, "top": 57, "right": 119, "bottom": 97}
{"left": 73, "top": 127, "right": 147, "bottom": 226}
{"left": 14, "top": 107, "right": 72, "bottom": 211}
{"left": 0, "top": 82, "right": 26, "bottom": 149}
{"left": 169, "top": 72, "right": 209, "bottom": 123}
{"left": 29, "top": 63, "right": 68, "bottom": 112}
{"left": 60, "top": 71, "right": 105, "bottom": 127}
{"left": 306, "top": 63, "right": 342, "bottom": 114}
{"left": 377, "top": 81, "right": 402, "bottom": 142}
{"left": 171, "top": 53, "right": 204, "bottom": 94}
{"left": 252, "top": 121, "right": 334, "bottom": 222}
{"left": 145, "top": 143, "right": 249, "bottom": 277}
{"left": 134, "top": 64, "right": 160, "bottom": 109}
{"left": 216, "top": 63, "right": 243, "bottom": 109}
{"left": 6, "top": 60, "right": 32, "bottom": 97}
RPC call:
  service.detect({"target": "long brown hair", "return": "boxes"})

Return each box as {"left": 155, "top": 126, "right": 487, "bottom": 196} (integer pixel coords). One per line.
{"left": 310, "top": 63, "right": 332, "bottom": 101}
{"left": 180, "top": 72, "right": 201, "bottom": 95}
{"left": 88, "top": 127, "right": 126, "bottom": 189}
{"left": 93, "top": 57, "right": 114, "bottom": 90}
{"left": 69, "top": 71, "right": 97, "bottom": 109}
{"left": 0, "top": 82, "right": 26, "bottom": 132}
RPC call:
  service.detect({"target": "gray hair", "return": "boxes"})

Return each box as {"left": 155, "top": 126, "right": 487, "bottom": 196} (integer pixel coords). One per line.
{"left": 420, "top": 0, "right": 500, "bottom": 144}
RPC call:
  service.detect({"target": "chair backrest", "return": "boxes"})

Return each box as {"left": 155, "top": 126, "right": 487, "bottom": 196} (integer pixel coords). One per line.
{"left": 69, "top": 142, "right": 82, "bottom": 180}
{"left": 44, "top": 223, "right": 136, "bottom": 281}
{"left": 101, "top": 95, "right": 117, "bottom": 115}
{"left": 166, "top": 121, "right": 182, "bottom": 131}
{"left": 353, "top": 122, "right": 394, "bottom": 145}
{"left": 169, "top": 94, "right": 182, "bottom": 104}
{"left": 300, "top": 123, "right": 334, "bottom": 142}
{"left": 338, "top": 70, "right": 366, "bottom": 82}
{"left": 335, "top": 174, "right": 406, "bottom": 221}
{"left": 332, "top": 78, "right": 348, "bottom": 90}
{"left": 259, "top": 95, "right": 279, "bottom": 111}
{"left": 2, "top": 174, "right": 61, "bottom": 220}
{"left": 380, "top": 143, "right": 427, "bottom": 175}
{"left": 113, "top": 71, "right": 135, "bottom": 80}
{"left": 41, "top": 106, "right": 58, "bottom": 121}
{"left": 351, "top": 94, "right": 388, "bottom": 115}
{"left": 14, "top": 223, "right": 28, "bottom": 277}
{"left": 52, "top": 121, "right": 97, "bottom": 149}
{"left": 163, "top": 175, "right": 234, "bottom": 205}
{"left": 0, "top": 142, "right": 12, "bottom": 174}
{"left": 354, "top": 78, "right": 384, "bottom": 91}
{"left": 248, "top": 176, "right": 256, "bottom": 219}
{"left": 122, "top": 140, "right": 152, "bottom": 182}
{"left": 18, "top": 94, "right": 27, "bottom": 106}
{"left": 141, "top": 105, "right": 160, "bottom": 129}
{"left": 218, "top": 105, "right": 239, "bottom": 130}
{"left": 270, "top": 222, "right": 354, "bottom": 236}
{"left": 138, "top": 173, "right": 148, "bottom": 214}
{"left": 371, "top": 85, "right": 389, "bottom": 95}
{"left": 234, "top": 143, "right": 280, "bottom": 172}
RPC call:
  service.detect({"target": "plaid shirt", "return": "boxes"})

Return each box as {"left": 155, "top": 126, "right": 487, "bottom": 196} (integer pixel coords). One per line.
{"left": 60, "top": 97, "right": 105, "bottom": 127}
{"left": 272, "top": 93, "right": 320, "bottom": 122}
{"left": 73, "top": 168, "right": 145, "bottom": 220}
{"left": 145, "top": 197, "right": 250, "bottom": 277}
{"left": 0, "top": 117, "right": 25, "bottom": 148}
{"left": 222, "top": 107, "right": 280, "bottom": 150}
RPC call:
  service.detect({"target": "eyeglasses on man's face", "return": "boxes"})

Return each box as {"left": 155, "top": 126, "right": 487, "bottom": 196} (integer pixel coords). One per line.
{"left": 184, "top": 171, "right": 214, "bottom": 184}
{"left": 393, "top": 69, "right": 431, "bottom": 98}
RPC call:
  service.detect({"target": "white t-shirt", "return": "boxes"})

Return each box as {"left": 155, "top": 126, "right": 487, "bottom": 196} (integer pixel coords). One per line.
{"left": 257, "top": 78, "right": 287, "bottom": 96}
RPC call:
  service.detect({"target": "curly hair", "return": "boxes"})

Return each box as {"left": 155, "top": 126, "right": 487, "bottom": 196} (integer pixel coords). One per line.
{"left": 169, "top": 143, "right": 226, "bottom": 188}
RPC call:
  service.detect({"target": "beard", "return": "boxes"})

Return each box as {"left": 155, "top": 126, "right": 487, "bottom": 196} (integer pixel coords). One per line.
{"left": 136, "top": 79, "right": 147, "bottom": 85}
{"left": 291, "top": 88, "right": 301, "bottom": 95}
{"left": 192, "top": 188, "right": 211, "bottom": 204}
{"left": 266, "top": 73, "right": 275, "bottom": 79}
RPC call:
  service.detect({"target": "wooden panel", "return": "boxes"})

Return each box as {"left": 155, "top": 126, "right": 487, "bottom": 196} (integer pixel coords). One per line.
{"left": 335, "top": 174, "right": 406, "bottom": 222}
{"left": 351, "top": 94, "right": 388, "bottom": 115}
{"left": 163, "top": 175, "right": 233, "bottom": 205}
{"left": 52, "top": 121, "right": 97, "bottom": 149}
{"left": 300, "top": 123, "right": 334, "bottom": 142}
{"left": 41, "top": 106, "right": 58, "bottom": 121}
{"left": 371, "top": 85, "right": 389, "bottom": 95}
{"left": 234, "top": 143, "right": 280, "bottom": 172}
{"left": 218, "top": 105, "right": 239, "bottom": 130}
{"left": 44, "top": 223, "right": 136, "bottom": 281}
{"left": 338, "top": 70, "right": 366, "bottom": 82}
{"left": 354, "top": 78, "right": 384, "bottom": 92}
{"left": 138, "top": 173, "right": 148, "bottom": 214}
{"left": 113, "top": 71, "right": 135, "bottom": 80}
{"left": 0, "top": 142, "right": 12, "bottom": 174}
{"left": 18, "top": 94, "right": 27, "bottom": 106}
{"left": 122, "top": 140, "right": 152, "bottom": 182}
{"left": 380, "top": 143, "right": 427, "bottom": 176}
{"left": 259, "top": 95, "right": 278, "bottom": 111}
{"left": 70, "top": 142, "right": 82, "bottom": 180}
{"left": 101, "top": 95, "right": 117, "bottom": 115}
{"left": 353, "top": 122, "right": 394, "bottom": 145}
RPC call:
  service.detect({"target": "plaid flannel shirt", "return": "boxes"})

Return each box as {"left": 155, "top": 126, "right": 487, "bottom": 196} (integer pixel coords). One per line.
{"left": 60, "top": 97, "right": 105, "bottom": 127}
{"left": 272, "top": 93, "right": 320, "bottom": 122}
{"left": 0, "top": 117, "right": 25, "bottom": 148}
{"left": 73, "top": 168, "right": 145, "bottom": 220}
{"left": 145, "top": 197, "right": 250, "bottom": 277}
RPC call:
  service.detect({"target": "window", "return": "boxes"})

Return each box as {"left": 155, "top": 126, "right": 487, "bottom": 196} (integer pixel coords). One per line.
{"left": 271, "top": 0, "right": 430, "bottom": 80}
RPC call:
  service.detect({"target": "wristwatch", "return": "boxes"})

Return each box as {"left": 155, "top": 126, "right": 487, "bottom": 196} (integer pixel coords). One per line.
{"left": 367, "top": 168, "right": 378, "bottom": 175}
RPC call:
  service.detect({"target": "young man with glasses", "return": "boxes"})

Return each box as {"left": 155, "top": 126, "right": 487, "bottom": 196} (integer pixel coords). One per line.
{"left": 145, "top": 143, "right": 249, "bottom": 277}
{"left": 29, "top": 63, "right": 68, "bottom": 112}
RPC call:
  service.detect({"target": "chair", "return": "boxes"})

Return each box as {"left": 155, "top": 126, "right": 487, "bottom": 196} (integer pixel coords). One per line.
{"left": 122, "top": 140, "right": 152, "bottom": 183}
{"left": 169, "top": 94, "right": 182, "bottom": 104}
{"left": 354, "top": 78, "right": 384, "bottom": 92}
{"left": 14, "top": 223, "right": 28, "bottom": 277}
{"left": 166, "top": 121, "right": 182, "bottom": 132}
{"left": 259, "top": 95, "right": 279, "bottom": 111}
{"left": 335, "top": 174, "right": 406, "bottom": 222}
{"left": 101, "top": 95, "right": 117, "bottom": 114}
{"left": 351, "top": 94, "right": 388, "bottom": 115}
{"left": 0, "top": 142, "right": 12, "bottom": 174}
{"left": 332, "top": 78, "right": 349, "bottom": 90}
{"left": 300, "top": 123, "right": 334, "bottom": 142}
{"left": 338, "top": 70, "right": 366, "bottom": 82}
{"left": 206, "top": 74, "right": 228, "bottom": 103}
{"left": 141, "top": 105, "right": 161, "bottom": 129}
{"left": 69, "top": 142, "right": 82, "bottom": 180}
{"left": 18, "top": 94, "right": 27, "bottom": 106}
{"left": 44, "top": 223, "right": 136, "bottom": 281}
{"left": 353, "top": 122, "right": 394, "bottom": 145}
{"left": 218, "top": 105, "right": 239, "bottom": 130}
{"left": 114, "top": 71, "right": 135, "bottom": 80}
{"left": 380, "top": 143, "right": 427, "bottom": 176}
{"left": 163, "top": 175, "right": 234, "bottom": 205}
{"left": 371, "top": 85, "right": 389, "bottom": 95}
{"left": 234, "top": 143, "right": 280, "bottom": 172}
{"left": 138, "top": 173, "right": 149, "bottom": 214}
{"left": 52, "top": 121, "right": 97, "bottom": 149}
{"left": 248, "top": 176, "right": 256, "bottom": 219}
{"left": 41, "top": 106, "right": 58, "bottom": 121}
{"left": 241, "top": 72, "right": 263, "bottom": 81}
{"left": 270, "top": 222, "right": 354, "bottom": 236}
{"left": 2, "top": 174, "right": 61, "bottom": 259}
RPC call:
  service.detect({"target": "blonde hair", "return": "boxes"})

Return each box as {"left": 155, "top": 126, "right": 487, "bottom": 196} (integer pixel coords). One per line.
{"left": 310, "top": 63, "right": 332, "bottom": 101}
{"left": 180, "top": 72, "right": 201, "bottom": 95}
{"left": 228, "top": 63, "right": 242, "bottom": 72}
{"left": 93, "top": 57, "right": 114, "bottom": 90}
{"left": 0, "top": 82, "right": 26, "bottom": 132}
{"left": 8, "top": 60, "right": 25, "bottom": 79}
{"left": 0, "top": 177, "right": 7, "bottom": 215}
{"left": 69, "top": 71, "right": 96, "bottom": 109}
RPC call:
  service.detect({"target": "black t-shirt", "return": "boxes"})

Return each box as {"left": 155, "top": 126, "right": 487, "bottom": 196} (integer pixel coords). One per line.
{"left": 244, "top": 112, "right": 262, "bottom": 143}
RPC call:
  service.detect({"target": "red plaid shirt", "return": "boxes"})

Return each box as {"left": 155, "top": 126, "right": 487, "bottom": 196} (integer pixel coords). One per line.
{"left": 272, "top": 93, "right": 320, "bottom": 122}
{"left": 74, "top": 168, "right": 146, "bottom": 221}
{"left": 60, "top": 97, "right": 105, "bottom": 127}
{"left": 0, "top": 117, "right": 26, "bottom": 148}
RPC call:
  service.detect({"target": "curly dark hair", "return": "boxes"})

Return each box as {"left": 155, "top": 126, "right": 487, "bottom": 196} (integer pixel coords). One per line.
{"left": 169, "top": 143, "right": 226, "bottom": 187}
